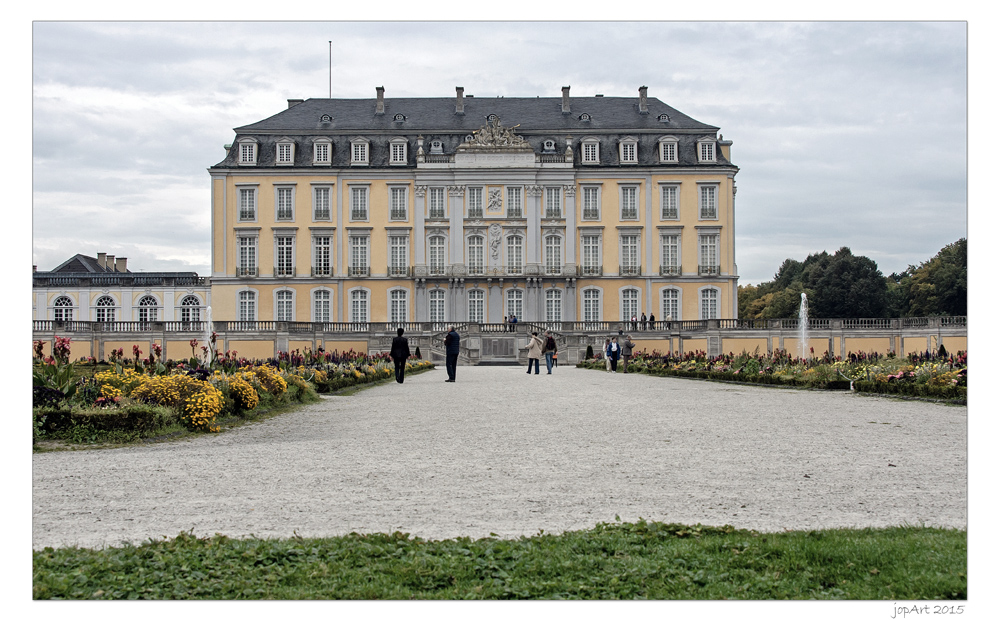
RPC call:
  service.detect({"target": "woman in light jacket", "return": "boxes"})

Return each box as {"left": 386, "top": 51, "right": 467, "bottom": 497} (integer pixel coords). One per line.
{"left": 526, "top": 332, "right": 544, "bottom": 375}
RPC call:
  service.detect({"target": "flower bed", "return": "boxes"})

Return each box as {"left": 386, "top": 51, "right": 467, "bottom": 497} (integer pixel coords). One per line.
{"left": 578, "top": 348, "right": 967, "bottom": 401}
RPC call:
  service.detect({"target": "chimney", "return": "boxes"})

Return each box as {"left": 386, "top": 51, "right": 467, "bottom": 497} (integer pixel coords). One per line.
{"left": 561, "top": 86, "right": 571, "bottom": 114}
{"left": 287, "top": 98, "right": 304, "bottom": 109}
{"left": 375, "top": 86, "right": 385, "bottom": 115}
{"left": 105, "top": 255, "right": 115, "bottom": 272}
{"left": 97, "top": 252, "right": 107, "bottom": 270}
{"left": 638, "top": 85, "right": 648, "bottom": 114}
{"left": 455, "top": 86, "right": 465, "bottom": 114}
{"left": 115, "top": 257, "right": 127, "bottom": 273}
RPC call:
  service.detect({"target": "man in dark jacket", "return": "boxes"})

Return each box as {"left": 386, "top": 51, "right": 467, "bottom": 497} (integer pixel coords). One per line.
{"left": 444, "top": 326, "right": 460, "bottom": 382}
{"left": 389, "top": 327, "right": 411, "bottom": 383}
{"left": 543, "top": 330, "right": 558, "bottom": 374}
{"left": 622, "top": 335, "right": 636, "bottom": 373}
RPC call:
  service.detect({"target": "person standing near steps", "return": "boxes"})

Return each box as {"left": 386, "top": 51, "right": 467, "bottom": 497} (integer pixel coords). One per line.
{"left": 543, "top": 330, "right": 558, "bottom": 374}
{"left": 444, "top": 326, "right": 460, "bottom": 382}
{"left": 525, "top": 331, "right": 544, "bottom": 375}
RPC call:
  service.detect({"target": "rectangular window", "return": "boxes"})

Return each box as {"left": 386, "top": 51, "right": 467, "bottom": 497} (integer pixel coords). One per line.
{"left": 390, "top": 142, "right": 407, "bottom": 164}
{"left": 467, "top": 236, "right": 484, "bottom": 275}
{"left": 313, "top": 236, "right": 331, "bottom": 276}
{"left": 700, "top": 142, "right": 716, "bottom": 162}
{"left": 620, "top": 142, "right": 636, "bottom": 162}
{"left": 467, "top": 187, "right": 483, "bottom": 218}
{"left": 350, "top": 290, "right": 368, "bottom": 323}
{"left": 314, "top": 142, "right": 330, "bottom": 164}
{"left": 389, "top": 236, "right": 408, "bottom": 276}
{"left": 583, "top": 289, "right": 600, "bottom": 322}
{"left": 582, "top": 186, "right": 600, "bottom": 220}
{"left": 661, "top": 141, "right": 676, "bottom": 162}
{"left": 506, "top": 290, "right": 523, "bottom": 320}
{"left": 239, "top": 143, "right": 255, "bottom": 164}
{"left": 468, "top": 289, "right": 484, "bottom": 323}
{"left": 582, "top": 236, "right": 601, "bottom": 276}
{"left": 506, "top": 187, "right": 523, "bottom": 218}
{"left": 701, "top": 289, "right": 718, "bottom": 319}
{"left": 314, "top": 187, "right": 331, "bottom": 220}
{"left": 390, "top": 290, "right": 408, "bottom": 323}
{"left": 429, "top": 290, "right": 445, "bottom": 323}
{"left": 583, "top": 142, "right": 598, "bottom": 163}
{"left": 662, "top": 289, "right": 679, "bottom": 321}
{"left": 661, "top": 234, "right": 680, "bottom": 275}
{"left": 429, "top": 187, "right": 446, "bottom": 218}
{"left": 239, "top": 291, "right": 256, "bottom": 321}
{"left": 277, "top": 142, "right": 293, "bottom": 164}
{"left": 620, "top": 235, "right": 639, "bottom": 276}
{"left": 351, "top": 187, "right": 368, "bottom": 220}
{"left": 387, "top": 187, "right": 406, "bottom": 220}
{"left": 545, "top": 187, "right": 562, "bottom": 218}
{"left": 276, "top": 236, "right": 294, "bottom": 276}
{"left": 620, "top": 186, "right": 638, "bottom": 220}
{"left": 545, "top": 290, "right": 562, "bottom": 322}
{"left": 276, "top": 291, "right": 293, "bottom": 322}
{"left": 350, "top": 236, "right": 369, "bottom": 276}
{"left": 314, "top": 290, "right": 331, "bottom": 322}
{"left": 544, "top": 236, "right": 562, "bottom": 275}
{"left": 352, "top": 142, "right": 368, "bottom": 164}
{"left": 428, "top": 236, "right": 445, "bottom": 275}
{"left": 276, "top": 187, "right": 293, "bottom": 220}
{"left": 238, "top": 236, "right": 257, "bottom": 276}
{"left": 699, "top": 234, "right": 719, "bottom": 275}
{"left": 661, "top": 185, "right": 678, "bottom": 219}
{"left": 506, "top": 236, "right": 523, "bottom": 274}
{"left": 239, "top": 188, "right": 256, "bottom": 220}
{"left": 700, "top": 185, "right": 717, "bottom": 219}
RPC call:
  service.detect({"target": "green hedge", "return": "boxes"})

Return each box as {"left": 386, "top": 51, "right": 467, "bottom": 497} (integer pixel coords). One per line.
{"left": 70, "top": 404, "right": 178, "bottom": 433}
{"left": 853, "top": 381, "right": 966, "bottom": 400}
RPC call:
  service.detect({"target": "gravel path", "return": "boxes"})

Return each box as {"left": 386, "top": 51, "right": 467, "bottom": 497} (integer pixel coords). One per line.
{"left": 32, "top": 366, "right": 967, "bottom": 550}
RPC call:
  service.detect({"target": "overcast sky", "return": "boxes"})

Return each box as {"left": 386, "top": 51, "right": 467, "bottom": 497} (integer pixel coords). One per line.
{"left": 31, "top": 20, "right": 969, "bottom": 285}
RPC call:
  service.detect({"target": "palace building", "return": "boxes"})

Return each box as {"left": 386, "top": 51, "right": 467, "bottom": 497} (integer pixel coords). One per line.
{"left": 208, "top": 86, "right": 739, "bottom": 325}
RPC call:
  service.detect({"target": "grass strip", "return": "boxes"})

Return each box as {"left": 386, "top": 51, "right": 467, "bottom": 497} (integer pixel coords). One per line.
{"left": 33, "top": 520, "right": 966, "bottom": 600}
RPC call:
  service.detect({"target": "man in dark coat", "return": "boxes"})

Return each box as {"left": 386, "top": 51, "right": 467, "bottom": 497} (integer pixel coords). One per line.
{"left": 444, "top": 326, "right": 460, "bottom": 382}
{"left": 389, "top": 327, "right": 411, "bottom": 383}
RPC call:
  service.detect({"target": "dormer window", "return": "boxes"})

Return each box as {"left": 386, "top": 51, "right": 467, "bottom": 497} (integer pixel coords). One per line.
{"left": 276, "top": 139, "right": 295, "bottom": 165}
{"left": 581, "top": 137, "right": 600, "bottom": 164}
{"left": 389, "top": 137, "right": 408, "bottom": 165}
{"left": 393, "top": 113, "right": 406, "bottom": 122}
{"left": 543, "top": 139, "right": 556, "bottom": 152}
{"left": 619, "top": 137, "right": 638, "bottom": 164}
{"left": 487, "top": 114, "right": 499, "bottom": 124}
{"left": 351, "top": 138, "right": 369, "bottom": 166}
{"left": 237, "top": 138, "right": 258, "bottom": 166}
{"left": 313, "top": 138, "right": 332, "bottom": 166}
{"left": 698, "top": 137, "right": 717, "bottom": 163}
{"left": 464, "top": 134, "right": 474, "bottom": 143}
{"left": 658, "top": 136, "right": 679, "bottom": 163}
{"left": 658, "top": 113, "right": 670, "bottom": 122}
{"left": 320, "top": 114, "right": 333, "bottom": 123}
{"left": 579, "top": 113, "right": 592, "bottom": 122}
{"left": 430, "top": 140, "right": 444, "bottom": 154}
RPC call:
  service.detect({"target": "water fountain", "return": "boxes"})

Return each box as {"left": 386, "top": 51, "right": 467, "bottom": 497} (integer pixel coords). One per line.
{"left": 798, "top": 293, "right": 809, "bottom": 360}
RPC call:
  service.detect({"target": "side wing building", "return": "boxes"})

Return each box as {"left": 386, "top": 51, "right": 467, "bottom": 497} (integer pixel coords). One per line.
{"left": 208, "top": 86, "right": 739, "bottom": 325}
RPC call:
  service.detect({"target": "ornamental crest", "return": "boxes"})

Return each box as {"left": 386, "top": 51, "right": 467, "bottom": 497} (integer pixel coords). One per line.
{"left": 467, "top": 116, "right": 529, "bottom": 148}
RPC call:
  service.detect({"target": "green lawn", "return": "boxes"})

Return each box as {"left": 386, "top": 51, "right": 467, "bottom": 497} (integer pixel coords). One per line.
{"left": 33, "top": 520, "right": 966, "bottom": 600}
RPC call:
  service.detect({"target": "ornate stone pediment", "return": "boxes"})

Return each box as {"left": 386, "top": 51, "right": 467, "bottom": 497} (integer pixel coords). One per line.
{"left": 463, "top": 116, "right": 530, "bottom": 149}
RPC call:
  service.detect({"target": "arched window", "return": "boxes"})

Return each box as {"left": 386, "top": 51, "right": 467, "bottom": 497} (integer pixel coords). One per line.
{"left": 467, "top": 235, "right": 484, "bottom": 275}
{"left": 506, "top": 235, "right": 523, "bottom": 275}
{"left": 467, "top": 288, "right": 484, "bottom": 323}
{"left": 313, "top": 289, "right": 331, "bottom": 322}
{"left": 661, "top": 288, "right": 680, "bottom": 322}
{"left": 428, "top": 236, "right": 446, "bottom": 275}
{"left": 583, "top": 289, "right": 601, "bottom": 323}
{"left": 700, "top": 288, "right": 719, "bottom": 320}
{"left": 390, "top": 289, "right": 408, "bottom": 324}
{"left": 545, "top": 288, "right": 562, "bottom": 323}
{"left": 621, "top": 289, "right": 639, "bottom": 322}
{"left": 52, "top": 296, "right": 73, "bottom": 321}
{"left": 275, "top": 290, "right": 293, "bottom": 322}
{"left": 179, "top": 295, "right": 201, "bottom": 323}
{"left": 238, "top": 290, "right": 256, "bottom": 322}
{"left": 428, "top": 289, "right": 445, "bottom": 324}
{"left": 95, "top": 295, "right": 116, "bottom": 323}
{"left": 137, "top": 295, "right": 159, "bottom": 323}
{"left": 544, "top": 236, "right": 562, "bottom": 275}
{"left": 350, "top": 289, "right": 368, "bottom": 323}
{"left": 506, "top": 288, "right": 523, "bottom": 321}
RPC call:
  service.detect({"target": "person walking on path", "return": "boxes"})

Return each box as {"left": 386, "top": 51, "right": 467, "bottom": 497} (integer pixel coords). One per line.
{"left": 603, "top": 338, "right": 612, "bottom": 372}
{"left": 622, "top": 335, "right": 635, "bottom": 373}
{"left": 389, "top": 327, "right": 411, "bottom": 384}
{"left": 608, "top": 336, "right": 621, "bottom": 373}
{"left": 526, "top": 332, "right": 544, "bottom": 374}
{"left": 444, "top": 326, "right": 460, "bottom": 382}
{"left": 543, "top": 330, "right": 558, "bottom": 374}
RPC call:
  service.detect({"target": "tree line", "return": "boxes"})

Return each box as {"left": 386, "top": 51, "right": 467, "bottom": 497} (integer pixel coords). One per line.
{"left": 738, "top": 239, "right": 966, "bottom": 319}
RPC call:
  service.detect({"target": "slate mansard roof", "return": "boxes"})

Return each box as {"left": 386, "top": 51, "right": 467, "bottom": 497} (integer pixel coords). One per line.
{"left": 212, "top": 92, "right": 735, "bottom": 170}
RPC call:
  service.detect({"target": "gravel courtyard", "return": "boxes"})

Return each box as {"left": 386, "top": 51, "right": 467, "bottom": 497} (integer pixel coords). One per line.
{"left": 32, "top": 366, "right": 967, "bottom": 550}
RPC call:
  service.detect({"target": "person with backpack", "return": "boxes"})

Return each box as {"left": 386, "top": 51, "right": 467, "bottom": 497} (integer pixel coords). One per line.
{"left": 543, "top": 330, "right": 558, "bottom": 374}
